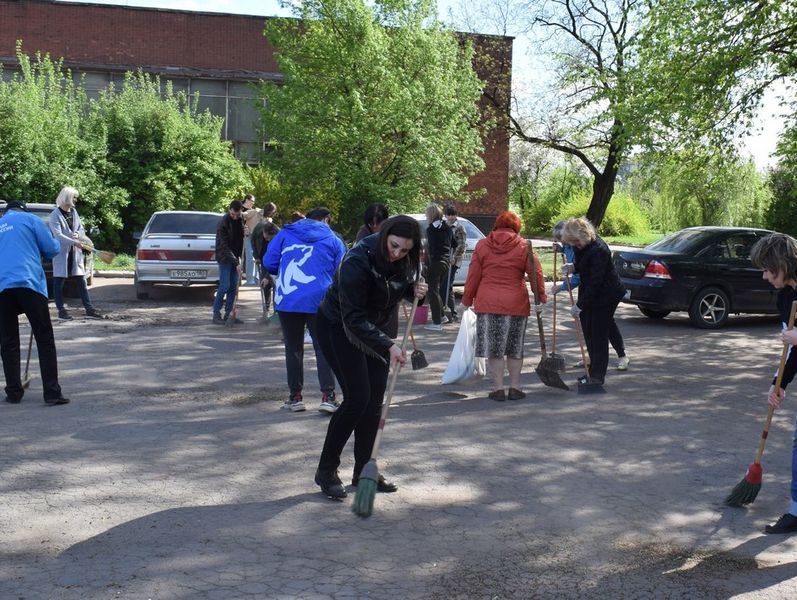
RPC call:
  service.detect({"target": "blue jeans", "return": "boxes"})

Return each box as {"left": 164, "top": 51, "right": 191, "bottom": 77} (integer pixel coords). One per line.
{"left": 244, "top": 237, "right": 257, "bottom": 285}
{"left": 53, "top": 276, "right": 93, "bottom": 312}
{"left": 213, "top": 263, "right": 239, "bottom": 317}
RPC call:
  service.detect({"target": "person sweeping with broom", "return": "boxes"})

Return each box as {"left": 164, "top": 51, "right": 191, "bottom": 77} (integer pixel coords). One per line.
{"left": 739, "top": 233, "right": 797, "bottom": 534}
{"left": 313, "top": 215, "right": 427, "bottom": 500}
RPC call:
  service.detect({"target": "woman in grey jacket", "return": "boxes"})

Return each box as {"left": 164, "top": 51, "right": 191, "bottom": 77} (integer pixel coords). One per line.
{"left": 49, "top": 187, "right": 102, "bottom": 320}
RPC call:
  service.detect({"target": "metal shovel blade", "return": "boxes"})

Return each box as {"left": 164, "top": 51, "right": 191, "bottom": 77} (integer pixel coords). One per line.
{"left": 535, "top": 359, "right": 570, "bottom": 391}
{"left": 410, "top": 349, "right": 428, "bottom": 370}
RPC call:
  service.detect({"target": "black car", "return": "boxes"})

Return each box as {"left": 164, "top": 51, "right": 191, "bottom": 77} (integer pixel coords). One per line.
{"left": 614, "top": 226, "right": 776, "bottom": 328}
{"left": 0, "top": 201, "right": 95, "bottom": 295}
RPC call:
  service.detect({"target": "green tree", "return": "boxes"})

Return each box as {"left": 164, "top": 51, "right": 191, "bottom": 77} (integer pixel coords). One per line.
{"left": 641, "top": 0, "right": 796, "bottom": 146}
{"left": 260, "top": 0, "right": 486, "bottom": 236}
{"left": 0, "top": 47, "right": 128, "bottom": 243}
{"left": 93, "top": 72, "right": 249, "bottom": 249}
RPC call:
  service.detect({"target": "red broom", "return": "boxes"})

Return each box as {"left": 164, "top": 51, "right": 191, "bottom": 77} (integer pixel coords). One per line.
{"left": 725, "top": 300, "right": 797, "bottom": 507}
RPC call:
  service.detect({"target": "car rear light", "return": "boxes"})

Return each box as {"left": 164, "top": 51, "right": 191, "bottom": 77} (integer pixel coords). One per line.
{"left": 137, "top": 249, "right": 215, "bottom": 261}
{"left": 643, "top": 260, "right": 672, "bottom": 280}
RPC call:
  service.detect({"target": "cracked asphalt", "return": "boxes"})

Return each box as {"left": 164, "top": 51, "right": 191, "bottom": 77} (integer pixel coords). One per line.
{"left": 2, "top": 275, "right": 797, "bottom": 599}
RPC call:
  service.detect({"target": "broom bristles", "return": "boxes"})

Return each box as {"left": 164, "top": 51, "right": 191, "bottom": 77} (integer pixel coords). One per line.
{"left": 724, "top": 463, "right": 763, "bottom": 507}
{"left": 352, "top": 460, "right": 379, "bottom": 518}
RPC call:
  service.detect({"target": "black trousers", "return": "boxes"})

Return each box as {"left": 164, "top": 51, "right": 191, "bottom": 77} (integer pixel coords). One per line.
{"left": 582, "top": 300, "right": 620, "bottom": 383}
{"left": 315, "top": 309, "right": 390, "bottom": 475}
{"left": 0, "top": 288, "right": 62, "bottom": 401}
{"left": 277, "top": 310, "right": 335, "bottom": 396}
{"left": 426, "top": 260, "right": 449, "bottom": 324}
{"left": 579, "top": 311, "right": 626, "bottom": 358}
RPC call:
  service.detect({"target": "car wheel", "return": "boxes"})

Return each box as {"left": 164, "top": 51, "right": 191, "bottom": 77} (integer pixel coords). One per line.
{"left": 639, "top": 307, "right": 670, "bottom": 319}
{"left": 134, "top": 277, "right": 150, "bottom": 301}
{"left": 689, "top": 286, "right": 729, "bottom": 328}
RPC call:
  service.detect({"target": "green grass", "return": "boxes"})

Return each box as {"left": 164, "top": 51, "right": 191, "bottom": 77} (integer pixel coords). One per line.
{"left": 94, "top": 253, "right": 135, "bottom": 270}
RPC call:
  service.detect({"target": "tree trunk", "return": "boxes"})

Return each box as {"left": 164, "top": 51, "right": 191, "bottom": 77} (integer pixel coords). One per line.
{"left": 585, "top": 140, "right": 620, "bottom": 228}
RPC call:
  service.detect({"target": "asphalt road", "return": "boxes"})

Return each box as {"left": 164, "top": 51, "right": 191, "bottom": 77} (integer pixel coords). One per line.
{"left": 2, "top": 275, "right": 796, "bottom": 599}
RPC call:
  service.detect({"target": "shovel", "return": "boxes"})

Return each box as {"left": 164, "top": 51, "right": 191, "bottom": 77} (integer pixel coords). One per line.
{"left": 548, "top": 246, "right": 566, "bottom": 373}
{"left": 527, "top": 241, "right": 569, "bottom": 391}
{"left": 21, "top": 329, "right": 34, "bottom": 389}
{"left": 564, "top": 272, "right": 604, "bottom": 394}
{"left": 402, "top": 302, "right": 428, "bottom": 370}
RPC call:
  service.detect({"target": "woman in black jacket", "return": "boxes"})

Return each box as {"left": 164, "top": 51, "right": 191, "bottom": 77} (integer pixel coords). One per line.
{"left": 561, "top": 217, "right": 626, "bottom": 385}
{"left": 424, "top": 204, "right": 453, "bottom": 330}
{"left": 314, "top": 215, "right": 428, "bottom": 499}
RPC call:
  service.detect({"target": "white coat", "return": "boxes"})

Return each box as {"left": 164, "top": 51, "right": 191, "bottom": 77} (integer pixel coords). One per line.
{"left": 49, "top": 207, "right": 86, "bottom": 278}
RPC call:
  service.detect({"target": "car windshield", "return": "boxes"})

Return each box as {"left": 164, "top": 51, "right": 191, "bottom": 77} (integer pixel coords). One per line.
{"left": 646, "top": 229, "right": 708, "bottom": 253}
{"left": 147, "top": 213, "right": 221, "bottom": 234}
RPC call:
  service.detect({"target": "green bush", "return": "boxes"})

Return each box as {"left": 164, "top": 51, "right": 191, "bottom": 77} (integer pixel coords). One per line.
{"left": 521, "top": 167, "right": 590, "bottom": 236}
{"left": 555, "top": 191, "right": 650, "bottom": 237}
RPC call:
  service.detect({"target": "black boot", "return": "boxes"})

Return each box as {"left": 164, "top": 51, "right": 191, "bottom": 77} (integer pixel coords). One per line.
{"left": 352, "top": 467, "right": 398, "bottom": 493}
{"left": 314, "top": 469, "right": 347, "bottom": 500}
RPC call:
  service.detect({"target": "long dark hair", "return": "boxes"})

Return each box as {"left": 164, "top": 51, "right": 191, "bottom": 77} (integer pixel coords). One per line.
{"left": 376, "top": 215, "right": 421, "bottom": 277}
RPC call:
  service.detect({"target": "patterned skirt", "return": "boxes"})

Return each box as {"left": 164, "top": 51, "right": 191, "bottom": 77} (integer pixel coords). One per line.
{"left": 475, "top": 313, "right": 528, "bottom": 359}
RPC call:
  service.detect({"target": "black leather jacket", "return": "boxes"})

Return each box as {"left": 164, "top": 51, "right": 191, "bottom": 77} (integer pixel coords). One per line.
{"left": 215, "top": 213, "right": 244, "bottom": 265}
{"left": 319, "top": 235, "right": 419, "bottom": 361}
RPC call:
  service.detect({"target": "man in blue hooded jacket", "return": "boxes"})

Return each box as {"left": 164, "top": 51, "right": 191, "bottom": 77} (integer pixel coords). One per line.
{"left": 265, "top": 207, "right": 345, "bottom": 413}
{"left": 0, "top": 201, "right": 70, "bottom": 405}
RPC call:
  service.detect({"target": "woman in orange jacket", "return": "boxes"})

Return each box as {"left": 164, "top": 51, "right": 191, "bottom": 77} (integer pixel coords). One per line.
{"left": 462, "top": 211, "right": 546, "bottom": 400}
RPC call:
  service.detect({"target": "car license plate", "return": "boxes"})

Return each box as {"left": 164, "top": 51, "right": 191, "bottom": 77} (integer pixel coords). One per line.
{"left": 624, "top": 289, "right": 631, "bottom": 300}
{"left": 170, "top": 270, "right": 207, "bottom": 279}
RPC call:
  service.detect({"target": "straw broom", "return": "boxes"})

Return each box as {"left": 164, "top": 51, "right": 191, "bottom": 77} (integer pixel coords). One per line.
{"left": 352, "top": 295, "right": 419, "bottom": 518}
{"left": 725, "top": 300, "right": 797, "bottom": 507}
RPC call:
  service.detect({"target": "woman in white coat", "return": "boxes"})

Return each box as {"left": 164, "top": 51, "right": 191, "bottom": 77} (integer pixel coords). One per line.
{"left": 49, "top": 187, "right": 102, "bottom": 320}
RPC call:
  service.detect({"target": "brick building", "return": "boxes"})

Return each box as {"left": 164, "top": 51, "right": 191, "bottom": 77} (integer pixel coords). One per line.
{"left": 0, "top": 0, "right": 512, "bottom": 230}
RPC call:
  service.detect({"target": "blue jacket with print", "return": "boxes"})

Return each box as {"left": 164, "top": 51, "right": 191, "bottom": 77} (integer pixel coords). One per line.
{"left": 264, "top": 218, "right": 346, "bottom": 314}
{"left": 0, "top": 208, "right": 60, "bottom": 298}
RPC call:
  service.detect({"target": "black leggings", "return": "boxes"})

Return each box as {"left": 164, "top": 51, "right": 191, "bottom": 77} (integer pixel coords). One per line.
{"left": 315, "top": 309, "right": 390, "bottom": 475}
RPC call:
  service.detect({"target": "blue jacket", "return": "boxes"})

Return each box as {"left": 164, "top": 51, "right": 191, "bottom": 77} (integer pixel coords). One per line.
{"left": 0, "top": 208, "right": 61, "bottom": 298}
{"left": 264, "top": 218, "right": 346, "bottom": 314}
{"left": 562, "top": 243, "right": 581, "bottom": 289}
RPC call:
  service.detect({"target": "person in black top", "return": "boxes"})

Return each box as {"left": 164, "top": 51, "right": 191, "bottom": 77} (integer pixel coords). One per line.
{"left": 750, "top": 233, "right": 797, "bottom": 534}
{"left": 355, "top": 203, "right": 389, "bottom": 243}
{"left": 561, "top": 217, "right": 625, "bottom": 385}
{"left": 313, "top": 215, "right": 428, "bottom": 499}
{"left": 211, "top": 200, "right": 245, "bottom": 324}
{"left": 424, "top": 204, "right": 453, "bottom": 330}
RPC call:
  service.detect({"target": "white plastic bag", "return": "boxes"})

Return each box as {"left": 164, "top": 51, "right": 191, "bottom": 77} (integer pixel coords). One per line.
{"left": 441, "top": 309, "right": 486, "bottom": 384}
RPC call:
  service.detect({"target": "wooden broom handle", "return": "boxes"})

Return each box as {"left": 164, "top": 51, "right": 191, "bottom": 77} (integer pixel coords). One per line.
{"left": 527, "top": 241, "right": 547, "bottom": 355}
{"left": 552, "top": 246, "right": 558, "bottom": 352}
{"left": 401, "top": 302, "right": 419, "bottom": 351}
{"left": 755, "top": 300, "right": 797, "bottom": 463}
{"left": 369, "top": 286, "right": 421, "bottom": 461}
{"left": 564, "top": 269, "right": 590, "bottom": 378}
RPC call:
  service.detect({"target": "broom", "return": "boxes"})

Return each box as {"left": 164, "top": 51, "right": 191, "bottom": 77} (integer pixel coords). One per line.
{"left": 548, "top": 245, "right": 566, "bottom": 372}
{"left": 725, "top": 300, "right": 797, "bottom": 507}
{"left": 352, "top": 295, "right": 419, "bottom": 518}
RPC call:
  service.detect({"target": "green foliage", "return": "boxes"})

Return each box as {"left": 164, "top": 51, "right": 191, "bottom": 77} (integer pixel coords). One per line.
{"left": 93, "top": 72, "right": 248, "bottom": 249}
{"left": 555, "top": 191, "right": 650, "bottom": 238}
{"left": 0, "top": 48, "right": 249, "bottom": 252}
{"left": 641, "top": 0, "right": 796, "bottom": 147}
{"left": 0, "top": 47, "right": 128, "bottom": 242}
{"left": 520, "top": 167, "right": 590, "bottom": 235}
{"left": 631, "top": 150, "right": 771, "bottom": 232}
{"left": 94, "top": 253, "right": 135, "bottom": 271}
{"left": 766, "top": 122, "right": 797, "bottom": 236}
{"left": 260, "top": 0, "right": 486, "bottom": 237}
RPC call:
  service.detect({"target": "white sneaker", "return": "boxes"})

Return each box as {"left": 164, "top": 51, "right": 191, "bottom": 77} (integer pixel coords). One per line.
{"left": 318, "top": 391, "right": 339, "bottom": 414}
{"left": 424, "top": 323, "right": 443, "bottom": 331}
{"left": 617, "top": 357, "right": 630, "bottom": 371}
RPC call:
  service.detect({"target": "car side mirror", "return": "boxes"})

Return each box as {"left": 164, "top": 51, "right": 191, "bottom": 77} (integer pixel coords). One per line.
{"left": 133, "top": 231, "right": 142, "bottom": 240}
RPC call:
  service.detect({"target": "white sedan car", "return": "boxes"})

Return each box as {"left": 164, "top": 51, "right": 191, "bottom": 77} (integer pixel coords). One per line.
{"left": 410, "top": 214, "right": 485, "bottom": 285}
{"left": 134, "top": 210, "right": 222, "bottom": 300}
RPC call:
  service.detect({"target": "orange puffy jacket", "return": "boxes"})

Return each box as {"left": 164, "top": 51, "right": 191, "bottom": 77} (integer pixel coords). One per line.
{"left": 461, "top": 228, "right": 546, "bottom": 316}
